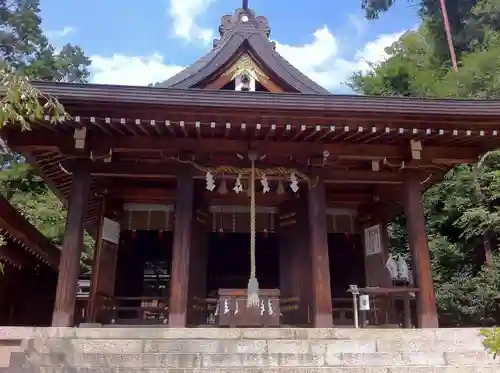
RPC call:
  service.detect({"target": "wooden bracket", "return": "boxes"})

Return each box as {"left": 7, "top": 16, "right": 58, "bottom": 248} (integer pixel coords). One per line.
{"left": 410, "top": 140, "right": 422, "bottom": 160}
{"left": 73, "top": 127, "right": 87, "bottom": 150}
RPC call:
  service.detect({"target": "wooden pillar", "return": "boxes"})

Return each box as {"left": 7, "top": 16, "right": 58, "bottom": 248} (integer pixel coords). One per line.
{"left": 277, "top": 198, "right": 311, "bottom": 326}
{"left": 169, "top": 169, "right": 194, "bottom": 327}
{"left": 86, "top": 198, "right": 105, "bottom": 322}
{"left": 403, "top": 170, "right": 438, "bottom": 328}
{"left": 308, "top": 179, "right": 333, "bottom": 327}
{"left": 86, "top": 198, "right": 121, "bottom": 323}
{"left": 52, "top": 160, "right": 91, "bottom": 327}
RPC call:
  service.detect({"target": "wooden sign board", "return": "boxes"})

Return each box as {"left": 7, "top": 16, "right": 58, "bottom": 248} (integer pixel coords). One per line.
{"left": 364, "top": 224, "right": 382, "bottom": 256}
{"left": 102, "top": 218, "right": 120, "bottom": 244}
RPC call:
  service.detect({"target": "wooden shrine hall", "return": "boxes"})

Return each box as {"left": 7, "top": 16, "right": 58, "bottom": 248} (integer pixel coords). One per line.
{"left": 3, "top": 2, "right": 500, "bottom": 329}
{"left": 0, "top": 195, "right": 59, "bottom": 326}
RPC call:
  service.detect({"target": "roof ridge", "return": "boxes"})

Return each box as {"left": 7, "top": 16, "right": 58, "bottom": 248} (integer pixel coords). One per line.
{"left": 155, "top": 7, "right": 329, "bottom": 94}
{"left": 213, "top": 7, "right": 272, "bottom": 49}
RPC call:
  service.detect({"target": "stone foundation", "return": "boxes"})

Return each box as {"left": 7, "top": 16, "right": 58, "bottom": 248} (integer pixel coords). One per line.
{"left": 0, "top": 327, "right": 497, "bottom": 372}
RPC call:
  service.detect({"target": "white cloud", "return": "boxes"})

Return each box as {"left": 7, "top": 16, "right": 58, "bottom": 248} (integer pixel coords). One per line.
{"left": 90, "top": 53, "right": 184, "bottom": 86}
{"left": 348, "top": 14, "right": 367, "bottom": 37}
{"left": 46, "top": 26, "right": 74, "bottom": 39}
{"left": 168, "top": 0, "right": 215, "bottom": 45}
{"left": 275, "top": 26, "right": 405, "bottom": 90}
{"left": 88, "top": 27, "right": 404, "bottom": 90}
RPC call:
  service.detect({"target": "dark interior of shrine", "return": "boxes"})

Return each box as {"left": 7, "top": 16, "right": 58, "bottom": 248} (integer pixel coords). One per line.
{"left": 206, "top": 233, "right": 280, "bottom": 296}
{"left": 328, "top": 233, "right": 366, "bottom": 297}
{"left": 114, "top": 230, "right": 173, "bottom": 318}
{"left": 112, "top": 229, "right": 365, "bottom": 322}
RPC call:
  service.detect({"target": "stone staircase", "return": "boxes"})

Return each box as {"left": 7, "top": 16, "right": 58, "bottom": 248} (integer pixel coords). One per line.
{"left": 0, "top": 327, "right": 498, "bottom": 372}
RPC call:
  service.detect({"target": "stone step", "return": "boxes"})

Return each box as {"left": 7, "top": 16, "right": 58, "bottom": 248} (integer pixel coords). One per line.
{"left": 3, "top": 366, "right": 500, "bottom": 373}
{"left": 0, "top": 327, "right": 488, "bottom": 343}
{"left": 24, "top": 337, "right": 485, "bottom": 355}
{"left": 1, "top": 328, "right": 496, "bottom": 373}
{"left": 10, "top": 351, "right": 497, "bottom": 369}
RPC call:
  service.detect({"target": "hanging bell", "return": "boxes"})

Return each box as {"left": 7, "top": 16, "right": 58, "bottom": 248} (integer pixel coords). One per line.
{"left": 217, "top": 178, "right": 228, "bottom": 195}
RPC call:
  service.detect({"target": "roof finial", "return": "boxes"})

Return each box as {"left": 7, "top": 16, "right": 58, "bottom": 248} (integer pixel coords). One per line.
{"left": 242, "top": 0, "right": 248, "bottom": 9}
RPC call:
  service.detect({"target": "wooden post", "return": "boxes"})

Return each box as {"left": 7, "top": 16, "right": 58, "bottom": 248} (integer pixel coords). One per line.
{"left": 403, "top": 170, "right": 439, "bottom": 328}
{"left": 85, "top": 199, "right": 121, "bottom": 323}
{"left": 169, "top": 169, "right": 194, "bottom": 327}
{"left": 52, "top": 160, "right": 91, "bottom": 327}
{"left": 308, "top": 179, "right": 333, "bottom": 327}
{"left": 86, "top": 198, "right": 105, "bottom": 322}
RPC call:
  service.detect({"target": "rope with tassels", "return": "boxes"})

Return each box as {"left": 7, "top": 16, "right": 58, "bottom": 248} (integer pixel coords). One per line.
{"left": 247, "top": 156, "right": 259, "bottom": 307}
{"left": 167, "top": 155, "right": 317, "bottom": 307}
{"left": 169, "top": 157, "right": 312, "bottom": 184}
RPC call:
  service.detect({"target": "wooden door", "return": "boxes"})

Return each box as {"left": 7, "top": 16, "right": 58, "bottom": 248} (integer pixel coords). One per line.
{"left": 276, "top": 196, "right": 312, "bottom": 326}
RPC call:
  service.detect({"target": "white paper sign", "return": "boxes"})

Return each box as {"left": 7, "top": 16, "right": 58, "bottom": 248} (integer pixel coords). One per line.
{"left": 359, "top": 294, "right": 370, "bottom": 311}
{"left": 102, "top": 217, "right": 120, "bottom": 244}
{"left": 364, "top": 224, "right": 382, "bottom": 256}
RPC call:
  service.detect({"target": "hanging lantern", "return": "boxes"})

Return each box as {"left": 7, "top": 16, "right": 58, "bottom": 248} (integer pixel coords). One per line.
{"left": 263, "top": 228, "right": 268, "bottom": 239}
{"left": 158, "top": 229, "right": 163, "bottom": 240}
{"left": 219, "top": 227, "right": 225, "bottom": 240}
{"left": 132, "top": 229, "right": 137, "bottom": 240}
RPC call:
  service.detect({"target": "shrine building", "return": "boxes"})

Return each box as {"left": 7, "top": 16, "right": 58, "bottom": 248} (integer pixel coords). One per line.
{"left": 3, "top": 3, "right": 500, "bottom": 329}
{"left": 0, "top": 195, "right": 59, "bottom": 326}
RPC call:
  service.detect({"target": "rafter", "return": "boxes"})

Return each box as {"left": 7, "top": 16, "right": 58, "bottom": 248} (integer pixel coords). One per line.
{"left": 62, "top": 160, "right": 411, "bottom": 184}
{"left": 5, "top": 131, "right": 480, "bottom": 164}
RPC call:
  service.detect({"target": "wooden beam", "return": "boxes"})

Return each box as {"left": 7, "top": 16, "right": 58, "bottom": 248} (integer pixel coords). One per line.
{"left": 110, "top": 186, "right": 376, "bottom": 205}
{"left": 85, "top": 137, "right": 480, "bottom": 164}
{"left": 4, "top": 131, "right": 479, "bottom": 164}
{"left": 0, "top": 195, "right": 60, "bottom": 269}
{"left": 65, "top": 161, "right": 406, "bottom": 184}
{"left": 0, "top": 242, "right": 32, "bottom": 268}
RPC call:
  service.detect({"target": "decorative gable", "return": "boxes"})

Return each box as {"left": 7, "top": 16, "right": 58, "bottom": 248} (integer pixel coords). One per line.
{"left": 155, "top": 5, "right": 329, "bottom": 94}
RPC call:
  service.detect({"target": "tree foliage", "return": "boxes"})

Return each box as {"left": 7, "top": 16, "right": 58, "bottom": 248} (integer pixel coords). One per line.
{"left": 0, "top": 0, "right": 93, "bottom": 269}
{"left": 354, "top": 0, "right": 500, "bottom": 326}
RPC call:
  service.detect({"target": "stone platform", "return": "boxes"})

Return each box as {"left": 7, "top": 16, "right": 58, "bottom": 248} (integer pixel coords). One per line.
{"left": 0, "top": 327, "right": 498, "bottom": 372}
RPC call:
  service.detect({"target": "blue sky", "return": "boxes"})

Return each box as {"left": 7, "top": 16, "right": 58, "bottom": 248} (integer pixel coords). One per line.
{"left": 40, "top": 0, "right": 419, "bottom": 93}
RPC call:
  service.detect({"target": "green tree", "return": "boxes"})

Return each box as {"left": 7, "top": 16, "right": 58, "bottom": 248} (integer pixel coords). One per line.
{"left": 353, "top": 0, "right": 500, "bottom": 325}
{"left": 0, "top": 0, "right": 94, "bottom": 270}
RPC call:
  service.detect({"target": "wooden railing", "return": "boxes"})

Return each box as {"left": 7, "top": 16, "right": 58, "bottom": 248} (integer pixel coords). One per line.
{"left": 95, "top": 295, "right": 169, "bottom": 325}
{"left": 90, "top": 289, "right": 416, "bottom": 328}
